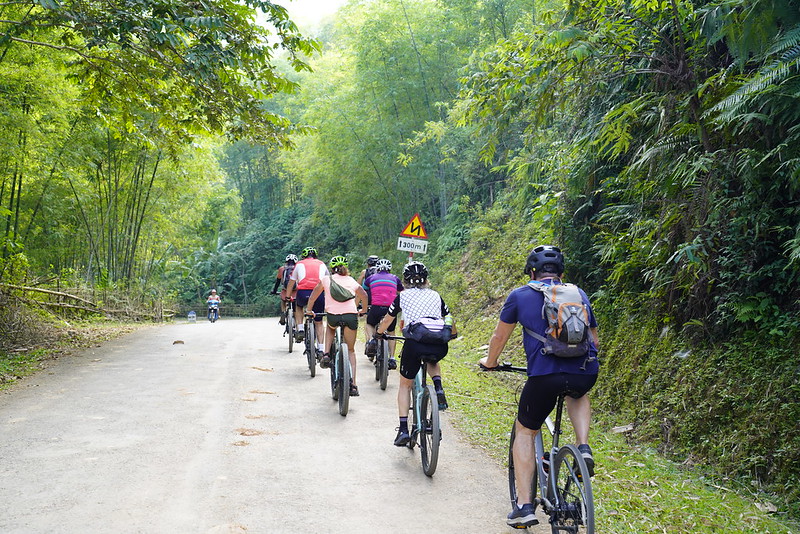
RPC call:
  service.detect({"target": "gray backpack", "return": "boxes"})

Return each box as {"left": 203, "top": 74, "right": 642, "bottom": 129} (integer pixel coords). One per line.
{"left": 524, "top": 281, "right": 591, "bottom": 358}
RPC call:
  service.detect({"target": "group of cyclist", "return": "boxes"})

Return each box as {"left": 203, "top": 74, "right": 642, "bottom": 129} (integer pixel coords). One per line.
{"left": 272, "top": 248, "right": 453, "bottom": 434}
{"left": 264, "top": 244, "right": 599, "bottom": 529}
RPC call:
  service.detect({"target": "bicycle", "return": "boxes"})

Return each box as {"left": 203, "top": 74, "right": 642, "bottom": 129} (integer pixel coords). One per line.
{"left": 302, "top": 312, "right": 321, "bottom": 378}
{"left": 484, "top": 362, "right": 595, "bottom": 533}
{"left": 373, "top": 333, "right": 390, "bottom": 390}
{"left": 383, "top": 334, "right": 441, "bottom": 477}
{"left": 282, "top": 298, "right": 297, "bottom": 353}
{"left": 322, "top": 314, "right": 351, "bottom": 416}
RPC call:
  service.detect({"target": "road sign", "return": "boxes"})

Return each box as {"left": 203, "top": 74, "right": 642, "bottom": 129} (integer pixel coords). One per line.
{"left": 400, "top": 213, "right": 428, "bottom": 239}
{"left": 397, "top": 237, "right": 428, "bottom": 254}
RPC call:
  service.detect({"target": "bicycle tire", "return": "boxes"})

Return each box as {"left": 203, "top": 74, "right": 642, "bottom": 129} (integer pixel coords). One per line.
{"left": 330, "top": 332, "right": 339, "bottom": 400}
{"left": 508, "top": 423, "right": 540, "bottom": 513}
{"left": 338, "top": 344, "right": 350, "bottom": 416}
{"left": 287, "top": 311, "right": 294, "bottom": 353}
{"left": 305, "top": 321, "right": 316, "bottom": 378}
{"left": 419, "top": 384, "right": 441, "bottom": 476}
{"left": 378, "top": 339, "right": 389, "bottom": 390}
{"left": 549, "top": 444, "right": 595, "bottom": 534}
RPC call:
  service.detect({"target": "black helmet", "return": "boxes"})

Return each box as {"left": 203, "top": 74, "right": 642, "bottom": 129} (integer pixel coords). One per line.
{"left": 366, "top": 255, "right": 379, "bottom": 266}
{"left": 524, "top": 245, "right": 564, "bottom": 276}
{"left": 403, "top": 261, "right": 428, "bottom": 284}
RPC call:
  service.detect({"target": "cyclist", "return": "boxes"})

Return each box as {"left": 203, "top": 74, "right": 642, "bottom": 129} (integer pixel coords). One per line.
{"left": 358, "top": 254, "right": 380, "bottom": 354}
{"left": 375, "top": 261, "right": 454, "bottom": 446}
{"left": 356, "top": 255, "right": 380, "bottom": 285}
{"left": 285, "top": 247, "right": 328, "bottom": 349}
{"left": 306, "top": 256, "right": 369, "bottom": 396}
{"left": 363, "top": 258, "right": 402, "bottom": 369}
{"left": 478, "top": 245, "right": 599, "bottom": 529}
{"left": 271, "top": 254, "right": 297, "bottom": 324}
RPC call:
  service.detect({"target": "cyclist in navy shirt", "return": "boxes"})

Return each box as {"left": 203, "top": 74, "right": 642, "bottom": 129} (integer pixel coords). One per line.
{"left": 479, "top": 245, "right": 599, "bottom": 529}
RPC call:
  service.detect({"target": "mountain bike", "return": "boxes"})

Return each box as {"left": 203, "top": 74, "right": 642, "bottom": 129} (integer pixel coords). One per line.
{"left": 326, "top": 317, "right": 351, "bottom": 416}
{"left": 485, "top": 362, "right": 595, "bottom": 533}
{"left": 384, "top": 334, "right": 440, "bottom": 477}
{"left": 282, "top": 298, "right": 297, "bottom": 353}
{"left": 373, "top": 334, "right": 390, "bottom": 390}
{"left": 302, "top": 312, "right": 322, "bottom": 378}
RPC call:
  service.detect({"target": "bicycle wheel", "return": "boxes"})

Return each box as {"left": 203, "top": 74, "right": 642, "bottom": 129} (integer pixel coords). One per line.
{"left": 548, "top": 444, "right": 595, "bottom": 534}
{"left": 305, "top": 321, "right": 316, "bottom": 378}
{"left": 378, "top": 338, "right": 389, "bottom": 390}
{"left": 419, "top": 384, "right": 441, "bottom": 476}
{"left": 330, "top": 335, "right": 339, "bottom": 400}
{"left": 337, "top": 344, "right": 351, "bottom": 416}
{"left": 287, "top": 311, "right": 294, "bottom": 353}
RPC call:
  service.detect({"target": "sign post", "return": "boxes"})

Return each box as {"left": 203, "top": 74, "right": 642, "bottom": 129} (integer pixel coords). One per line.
{"left": 397, "top": 213, "right": 428, "bottom": 262}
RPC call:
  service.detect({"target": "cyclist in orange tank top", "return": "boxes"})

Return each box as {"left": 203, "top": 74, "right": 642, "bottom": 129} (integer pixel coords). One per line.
{"left": 285, "top": 247, "right": 328, "bottom": 348}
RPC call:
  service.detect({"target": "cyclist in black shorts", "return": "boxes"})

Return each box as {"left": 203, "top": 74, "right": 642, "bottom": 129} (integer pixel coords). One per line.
{"left": 376, "top": 262, "right": 455, "bottom": 446}
{"left": 479, "top": 245, "right": 600, "bottom": 528}
{"left": 363, "top": 259, "right": 403, "bottom": 368}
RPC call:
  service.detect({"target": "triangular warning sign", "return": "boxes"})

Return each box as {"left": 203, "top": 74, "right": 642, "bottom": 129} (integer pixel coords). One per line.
{"left": 400, "top": 213, "right": 428, "bottom": 239}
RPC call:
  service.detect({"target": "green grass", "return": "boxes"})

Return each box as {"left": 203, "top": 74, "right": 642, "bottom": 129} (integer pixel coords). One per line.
{"left": 441, "top": 338, "right": 798, "bottom": 534}
{"left": 0, "top": 349, "right": 49, "bottom": 388}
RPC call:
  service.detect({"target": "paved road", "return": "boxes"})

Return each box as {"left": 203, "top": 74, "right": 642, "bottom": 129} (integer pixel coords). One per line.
{"left": 0, "top": 318, "right": 549, "bottom": 533}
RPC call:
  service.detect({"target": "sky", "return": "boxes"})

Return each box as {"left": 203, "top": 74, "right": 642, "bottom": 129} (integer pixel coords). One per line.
{"left": 281, "top": 0, "right": 349, "bottom": 28}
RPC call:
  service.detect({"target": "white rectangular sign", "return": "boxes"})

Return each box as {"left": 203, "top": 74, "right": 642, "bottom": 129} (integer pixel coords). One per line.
{"left": 397, "top": 236, "right": 428, "bottom": 254}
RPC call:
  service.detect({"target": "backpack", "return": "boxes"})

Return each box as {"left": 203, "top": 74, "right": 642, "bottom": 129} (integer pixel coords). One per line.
{"left": 524, "top": 281, "right": 591, "bottom": 358}
{"left": 281, "top": 264, "right": 295, "bottom": 288}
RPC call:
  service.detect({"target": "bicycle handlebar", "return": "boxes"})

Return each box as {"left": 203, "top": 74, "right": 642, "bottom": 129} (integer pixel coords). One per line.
{"left": 479, "top": 361, "right": 527, "bottom": 373}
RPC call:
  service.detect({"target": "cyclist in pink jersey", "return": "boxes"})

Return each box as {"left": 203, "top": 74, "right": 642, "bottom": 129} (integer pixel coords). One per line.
{"left": 306, "top": 256, "right": 369, "bottom": 396}
{"left": 363, "top": 259, "right": 402, "bottom": 369}
{"left": 285, "top": 247, "right": 328, "bottom": 347}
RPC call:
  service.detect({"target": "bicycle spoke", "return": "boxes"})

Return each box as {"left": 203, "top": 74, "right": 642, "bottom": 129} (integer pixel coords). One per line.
{"left": 549, "top": 444, "right": 594, "bottom": 534}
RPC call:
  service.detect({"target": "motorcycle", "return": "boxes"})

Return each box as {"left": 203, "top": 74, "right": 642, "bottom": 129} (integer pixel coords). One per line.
{"left": 207, "top": 300, "right": 220, "bottom": 322}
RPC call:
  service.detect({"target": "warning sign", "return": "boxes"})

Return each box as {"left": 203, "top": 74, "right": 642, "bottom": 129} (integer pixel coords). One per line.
{"left": 399, "top": 213, "right": 428, "bottom": 239}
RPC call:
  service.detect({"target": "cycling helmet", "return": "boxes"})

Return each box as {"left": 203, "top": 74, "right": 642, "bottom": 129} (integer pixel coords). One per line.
{"left": 301, "top": 247, "right": 317, "bottom": 258}
{"left": 285, "top": 254, "right": 298, "bottom": 263}
{"left": 403, "top": 261, "right": 428, "bottom": 284}
{"left": 524, "top": 245, "right": 564, "bottom": 276}
{"left": 376, "top": 259, "right": 392, "bottom": 272}
{"left": 366, "top": 255, "right": 379, "bottom": 266}
{"left": 329, "top": 255, "right": 348, "bottom": 270}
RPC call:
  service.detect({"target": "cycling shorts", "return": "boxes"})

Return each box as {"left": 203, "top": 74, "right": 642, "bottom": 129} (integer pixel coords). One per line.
{"left": 517, "top": 373, "right": 597, "bottom": 431}
{"left": 326, "top": 313, "right": 359, "bottom": 331}
{"left": 296, "top": 290, "right": 324, "bottom": 318}
{"left": 399, "top": 339, "right": 448, "bottom": 380}
{"left": 367, "top": 305, "right": 397, "bottom": 331}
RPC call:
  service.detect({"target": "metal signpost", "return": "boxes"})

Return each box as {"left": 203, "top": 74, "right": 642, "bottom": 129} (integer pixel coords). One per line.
{"left": 397, "top": 213, "right": 428, "bottom": 262}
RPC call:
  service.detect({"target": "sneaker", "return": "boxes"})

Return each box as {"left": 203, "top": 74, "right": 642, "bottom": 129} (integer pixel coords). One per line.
{"left": 365, "top": 339, "right": 377, "bottom": 359}
{"left": 578, "top": 444, "right": 595, "bottom": 477}
{"left": 320, "top": 354, "right": 331, "bottom": 369}
{"left": 294, "top": 330, "right": 305, "bottom": 342}
{"left": 279, "top": 316, "right": 286, "bottom": 325}
{"left": 507, "top": 503, "right": 538, "bottom": 528}
{"left": 436, "top": 389, "right": 448, "bottom": 411}
{"left": 349, "top": 383, "right": 360, "bottom": 397}
{"left": 393, "top": 428, "right": 411, "bottom": 447}
{"left": 387, "top": 358, "right": 397, "bottom": 370}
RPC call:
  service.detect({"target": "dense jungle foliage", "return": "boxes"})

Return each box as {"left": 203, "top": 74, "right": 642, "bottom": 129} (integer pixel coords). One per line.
{"left": 1, "top": 0, "right": 798, "bottom": 523}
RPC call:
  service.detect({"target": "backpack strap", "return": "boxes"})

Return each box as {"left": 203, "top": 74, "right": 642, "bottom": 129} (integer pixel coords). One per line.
{"left": 523, "top": 326, "right": 548, "bottom": 344}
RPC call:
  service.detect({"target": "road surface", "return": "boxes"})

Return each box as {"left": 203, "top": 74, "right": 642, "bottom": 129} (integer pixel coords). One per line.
{"left": 0, "top": 317, "right": 549, "bottom": 533}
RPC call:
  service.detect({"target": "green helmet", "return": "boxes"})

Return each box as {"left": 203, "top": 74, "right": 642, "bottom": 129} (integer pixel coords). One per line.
{"left": 329, "top": 255, "right": 348, "bottom": 269}
{"left": 301, "top": 247, "right": 317, "bottom": 258}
